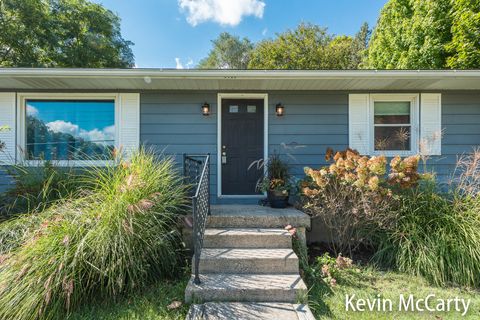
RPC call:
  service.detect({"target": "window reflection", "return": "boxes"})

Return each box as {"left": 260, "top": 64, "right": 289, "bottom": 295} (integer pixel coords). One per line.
{"left": 26, "top": 100, "right": 115, "bottom": 161}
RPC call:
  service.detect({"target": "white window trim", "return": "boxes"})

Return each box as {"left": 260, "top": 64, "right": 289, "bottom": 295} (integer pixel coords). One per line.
{"left": 369, "top": 94, "right": 419, "bottom": 157}
{"left": 16, "top": 92, "right": 120, "bottom": 167}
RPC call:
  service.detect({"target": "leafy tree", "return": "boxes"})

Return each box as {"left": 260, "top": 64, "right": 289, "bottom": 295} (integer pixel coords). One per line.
{"left": 446, "top": 0, "right": 480, "bottom": 69}
{"left": 0, "top": 0, "right": 134, "bottom": 68}
{"left": 352, "top": 22, "right": 371, "bottom": 68}
{"left": 248, "top": 23, "right": 332, "bottom": 69}
{"left": 248, "top": 23, "right": 370, "bottom": 70}
{"left": 367, "top": 0, "right": 479, "bottom": 69}
{"left": 324, "top": 36, "right": 357, "bottom": 69}
{"left": 198, "top": 32, "right": 253, "bottom": 69}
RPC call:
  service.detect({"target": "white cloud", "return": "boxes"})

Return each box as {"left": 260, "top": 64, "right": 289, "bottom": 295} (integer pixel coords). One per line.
{"left": 46, "top": 121, "right": 115, "bottom": 143}
{"left": 79, "top": 125, "right": 115, "bottom": 143}
{"left": 175, "top": 57, "right": 194, "bottom": 69}
{"left": 175, "top": 57, "right": 184, "bottom": 69}
{"left": 46, "top": 120, "right": 78, "bottom": 135}
{"left": 262, "top": 28, "right": 268, "bottom": 36}
{"left": 26, "top": 105, "right": 39, "bottom": 117}
{"left": 178, "top": 0, "right": 265, "bottom": 26}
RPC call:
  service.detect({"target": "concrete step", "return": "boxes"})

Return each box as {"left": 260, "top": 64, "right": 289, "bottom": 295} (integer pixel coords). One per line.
{"left": 203, "top": 228, "right": 292, "bottom": 249}
{"left": 208, "top": 205, "right": 310, "bottom": 229}
{"left": 186, "top": 302, "right": 316, "bottom": 320}
{"left": 196, "top": 248, "right": 299, "bottom": 274}
{"left": 185, "top": 273, "right": 307, "bottom": 303}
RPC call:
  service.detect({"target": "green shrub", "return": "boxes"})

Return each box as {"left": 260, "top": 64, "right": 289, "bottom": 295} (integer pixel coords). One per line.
{"left": 374, "top": 183, "right": 480, "bottom": 287}
{"left": 0, "top": 161, "right": 81, "bottom": 217}
{"left": 0, "top": 149, "right": 187, "bottom": 320}
{"left": 301, "top": 148, "right": 480, "bottom": 288}
{"left": 301, "top": 148, "right": 421, "bottom": 256}
{"left": 0, "top": 161, "right": 81, "bottom": 255}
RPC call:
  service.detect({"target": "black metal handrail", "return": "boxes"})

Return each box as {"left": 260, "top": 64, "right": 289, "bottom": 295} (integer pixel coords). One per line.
{"left": 183, "top": 154, "right": 210, "bottom": 284}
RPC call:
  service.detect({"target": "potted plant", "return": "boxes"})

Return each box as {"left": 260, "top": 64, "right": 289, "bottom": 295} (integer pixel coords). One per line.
{"left": 257, "top": 154, "right": 293, "bottom": 208}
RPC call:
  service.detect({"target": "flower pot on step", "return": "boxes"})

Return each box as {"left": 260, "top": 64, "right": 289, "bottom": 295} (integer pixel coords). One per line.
{"left": 267, "top": 190, "right": 289, "bottom": 208}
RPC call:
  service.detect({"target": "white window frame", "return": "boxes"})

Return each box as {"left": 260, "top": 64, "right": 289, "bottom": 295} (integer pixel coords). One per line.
{"left": 369, "top": 94, "right": 419, "bottom": 157}
{"left": 17, "top": 92, "right": 120, "bottom": 167}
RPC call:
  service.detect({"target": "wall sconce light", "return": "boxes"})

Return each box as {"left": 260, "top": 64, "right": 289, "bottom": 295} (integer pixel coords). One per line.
{"left": 276, "top": 103, "right": 285, "bottom": 116}
{"left": 201, "top": 102, "right": 210, "bottom": 116}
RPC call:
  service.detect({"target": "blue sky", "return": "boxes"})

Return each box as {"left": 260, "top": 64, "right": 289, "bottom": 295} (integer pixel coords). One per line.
{"left": 92, "top": 0, "right": 388, "bottom": 68}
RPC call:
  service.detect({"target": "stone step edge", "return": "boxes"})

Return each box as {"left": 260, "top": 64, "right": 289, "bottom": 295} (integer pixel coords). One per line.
{"left": 200, "top": 248, "right": 298, "bottom": 260}
{"left": 184, "top": 274, "right": 308, "bottom": 303}
{"left": 186, "top": 302, "right": 316, "bottom": 320}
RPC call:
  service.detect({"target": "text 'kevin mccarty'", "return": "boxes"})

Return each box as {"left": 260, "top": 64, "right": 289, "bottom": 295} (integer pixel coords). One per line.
{"left": 345, "top": 294, "right": 471, "bottom": 316}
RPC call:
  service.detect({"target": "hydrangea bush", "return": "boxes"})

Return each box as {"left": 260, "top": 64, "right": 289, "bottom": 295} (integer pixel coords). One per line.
{"left": 301, "top": 148, "right": 422, "bottom": 256}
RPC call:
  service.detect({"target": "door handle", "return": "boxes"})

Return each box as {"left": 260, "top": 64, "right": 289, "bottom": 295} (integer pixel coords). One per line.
{"left": 222, "top": 151, "right": 227, "bottom": 164}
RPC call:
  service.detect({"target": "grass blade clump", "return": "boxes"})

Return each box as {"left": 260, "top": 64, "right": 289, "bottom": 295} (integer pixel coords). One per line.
{"left": 0, "top": 149, "right": 187, "bottom": 320}
{"left": 374, "top": 183, "right": 480, "bottom": 288}
{"left": 0, "top": 161, "right": 81, "bottom": 218}
{"left": 0, "top": 209, "right": 56, "bottom": 255}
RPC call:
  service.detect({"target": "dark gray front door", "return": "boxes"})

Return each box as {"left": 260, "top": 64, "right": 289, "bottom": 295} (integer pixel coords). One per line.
{"left": 221, "top": 99, "right": 264, "bottom": 195}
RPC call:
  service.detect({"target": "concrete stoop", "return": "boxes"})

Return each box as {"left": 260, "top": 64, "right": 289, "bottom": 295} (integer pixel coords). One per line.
{"left": 196, "top": 248, "right": 299, "bottom": 274}
{"left": 185, "top": 205, "right": 314, "bottom": 319}
{"left": 186, "top": 302, "right": 316, "bottom": 320}
{"left": 203, "top": 228, "right": 292, "bottom": 248}
{"left": 185, "top": 273, "right": 307, "bottom": 303}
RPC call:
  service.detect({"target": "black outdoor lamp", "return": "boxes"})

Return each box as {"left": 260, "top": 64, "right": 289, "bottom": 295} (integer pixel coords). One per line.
{"left": 276, "top": 103, "right": 285, "bottom": 116}
{"left": 201, "top": 102, "right": 210, "bottom": 116}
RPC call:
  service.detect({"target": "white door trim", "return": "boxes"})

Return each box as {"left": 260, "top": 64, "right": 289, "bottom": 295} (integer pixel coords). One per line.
{"left": 217, "top": 93, "right": 268, "bottom": 198}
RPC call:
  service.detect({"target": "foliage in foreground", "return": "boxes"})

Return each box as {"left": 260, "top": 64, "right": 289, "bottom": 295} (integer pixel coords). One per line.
{"left": 302, "top": 148, "right": 480, "bottom": 288}
{"left": 374, "top": 184, "right": 480, "bottom": 288}
{"left": 301, "top": 148, "right": 421, "bottom": 256}
{"left": 304, "top": 253, "right": 480, "bottom": 319}
{"left": 0, "top": 209, "right": 53, "bottom": 255}
{"left": 69, "top": 270, "right": 190, "bottom": 320}
{"left": 372, "top": 151, "right": 480, "bottom": 288}
{"left": 0, "top": 150, "right": 187, "bottom": 320}
{"left": 0, "top": 162, "right": 81, "bottom": 218}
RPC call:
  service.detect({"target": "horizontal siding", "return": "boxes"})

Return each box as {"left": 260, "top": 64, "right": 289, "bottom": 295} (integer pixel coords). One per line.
{"left": 140, "top": 92, "right": 218, "bottom": 203}
{"left": 0, "top": 167, "right": 13, "bottom": 193}
{"left": 139, "top": 90, "right": 480, "bottom": 202}
{"left": 425, "top": 92, "right": 480, "bottom": 183}
{"left": 268, "top": 92, "right": 349, "bottom": 180}
{"left": 0, "top": 89, "right": 476, "bottom": 203}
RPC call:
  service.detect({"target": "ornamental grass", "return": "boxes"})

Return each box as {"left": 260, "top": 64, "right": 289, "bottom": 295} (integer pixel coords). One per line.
{"left": 0, "top": 149, "right": 187, "bottom": 320}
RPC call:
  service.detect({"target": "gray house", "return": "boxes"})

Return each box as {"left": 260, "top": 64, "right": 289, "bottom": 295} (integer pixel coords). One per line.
{"left": 0, "top": 69, "right": 479, "bottom": 203}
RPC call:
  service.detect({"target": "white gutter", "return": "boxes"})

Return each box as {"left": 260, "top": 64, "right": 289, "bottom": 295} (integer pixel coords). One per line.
{"left": 0, "top": 68, "right": 480, "bottom": 80}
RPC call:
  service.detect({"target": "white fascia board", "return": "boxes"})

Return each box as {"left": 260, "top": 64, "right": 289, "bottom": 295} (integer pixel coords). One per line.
{"left": 1, "top": 68, "right": 480, "bottom": 80}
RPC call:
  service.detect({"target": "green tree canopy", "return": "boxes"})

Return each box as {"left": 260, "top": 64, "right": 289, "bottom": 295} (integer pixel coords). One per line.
{"left": 0, "top": 0, "right": 134, "bottom": 67}
{"left": 198, "top": 32, "right": 253, "bottom": 69}
{"left": 248, "top": 23, "right": 370, "bottom": 70}
{"left": 447, "top": 0, "right": 480, "bottom": 68}
{"left": 367, "top": 0, "right": 479, "bottom": 69}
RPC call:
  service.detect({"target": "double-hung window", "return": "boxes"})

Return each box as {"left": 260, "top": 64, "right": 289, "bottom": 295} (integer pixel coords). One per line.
{"left": 370, "top": 94, "right": 419, "bottom": 156}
